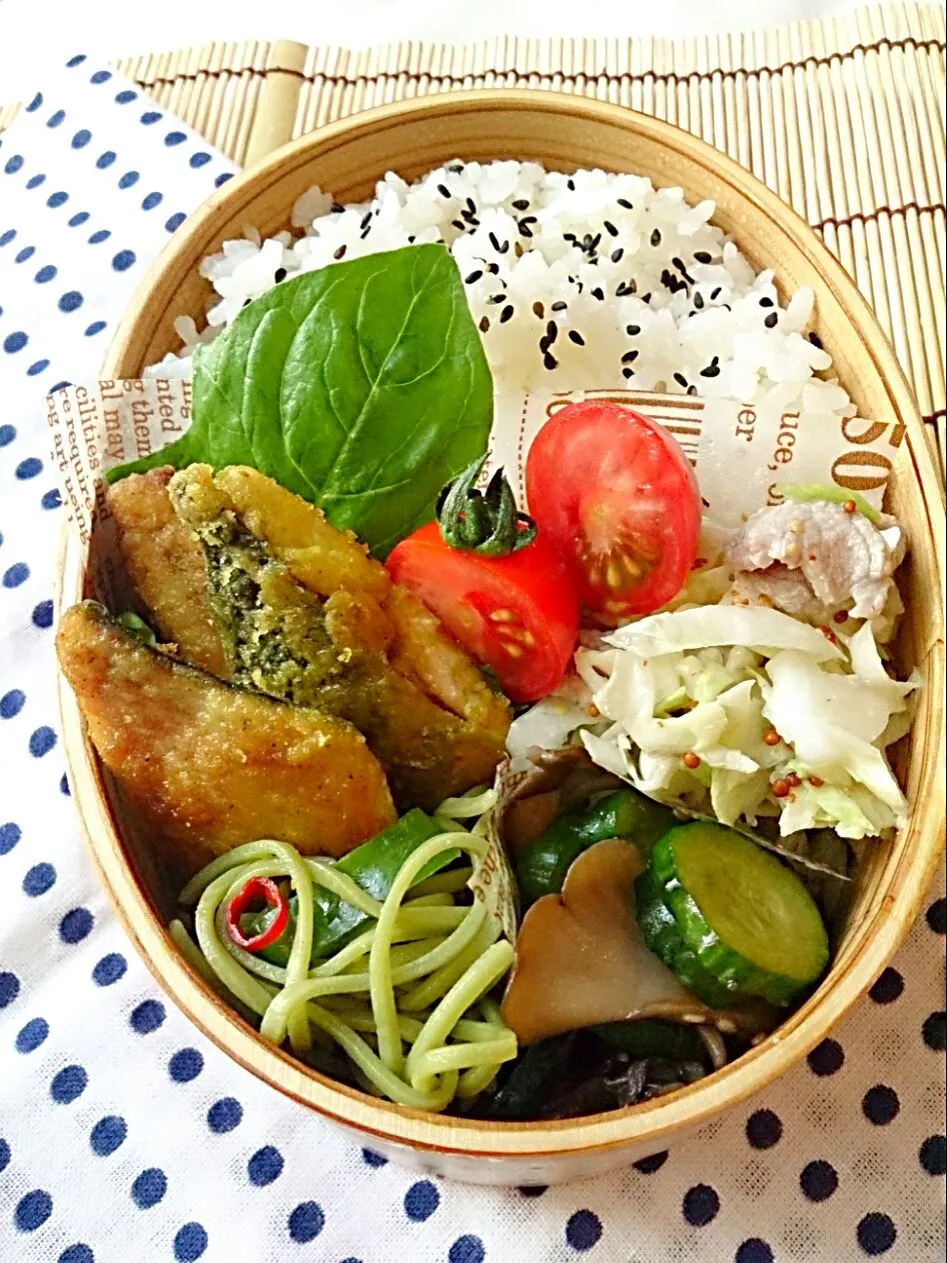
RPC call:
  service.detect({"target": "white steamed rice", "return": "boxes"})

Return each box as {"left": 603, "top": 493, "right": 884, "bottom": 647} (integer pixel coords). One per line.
{"left": 146, "top": 160, "right": 855, "bottom": 419}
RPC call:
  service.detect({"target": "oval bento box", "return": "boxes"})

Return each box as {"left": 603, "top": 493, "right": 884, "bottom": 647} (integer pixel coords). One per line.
{"left": 55, "top": 91, "right": 946, "bottom": 1185}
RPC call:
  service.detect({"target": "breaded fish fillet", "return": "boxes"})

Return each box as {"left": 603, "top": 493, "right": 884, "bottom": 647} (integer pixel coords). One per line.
{"left": 107, "top": 468, "right": 229, "bottom": 678}
{"left": 57, "top": 602, "right": 396, "bottom": 877}
{"left": 136, "top": 464, "right": 511, "bottom": 810}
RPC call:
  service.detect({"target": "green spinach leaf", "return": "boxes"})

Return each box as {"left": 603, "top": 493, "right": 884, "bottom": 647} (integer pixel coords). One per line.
{"left": 108, "top": 244, "right": 494, "bottom": 557}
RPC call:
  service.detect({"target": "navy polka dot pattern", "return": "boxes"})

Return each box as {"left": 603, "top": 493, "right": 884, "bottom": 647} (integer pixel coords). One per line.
{"left": 0, "top": 53, "right": 943, "bottom": 1263}
{"left": 91, "top": 953, "right": 127, "bottom": 986}
{"left": 807, "top": 1038, "right": 845, "bottom": 1076}
{"left": 129, "top": 998, "right": 165, "bottom": 1034}
{"left": 247, "top": 1145, "right": 284, "bottom": 1186}
{"left": 0, "top": 971, "right": 21, "bottom": 1007}
{"left": 404, "top": 1180, "right": 440, "bottom": 1222}
{"left": 59, "top": 906, "right": 94, "bottom": 942}
{"left": 745, "top": 1109, "right": 782, "bottom": 1149}
{"left": 16, "top": 1016, "right": 50, "bottom": 1053}
{"left": 287, "top": 1201, "right": 324, "bottom": 1243}
{"left": 50, "top": 1065, "right": 88, "bottom": 1104}
{"left": 23, "top": 862, "right": 57, "bottom": 896}
{"left": 59, "top": 1247, "right": 94, "bottom": 1263}
{"left": 565, "top": 1209, "right": 602, "bottom": 1251}
{"left": 15, "top": 1189, "right": 53, "bottom": 1231}
{"left": 862, "top": 1084, "right": 900, "bottom": 1125}
{"left": 799, "top": 1159, "right": 838, "bottom": 1201}
{"left": 173, "top": 1222, "right": 208, "bottom": 1261}
{"left": 169, "top": 1047, "right": 203, "bottom": 1082}
{"left": 735, "top": 1240, "right": 774, "bottom": 1263}
{"left": 207, "top": 1097, "right": 242, "bottom": 1133}
{"left": 682, "top": 1184, "right": 720, "bottom": 1226}
{"left": 448, "top": 1234, "right": 486, "bottom": 1263}
{"left": 131, "top": 1167, "right": 167, "bottom": 1209}
{"left": 89, "top": 1115, "right": 127, "bottom": 1156}
{"left": 857, "top": 1212, "right": 897, "bottom": 1255}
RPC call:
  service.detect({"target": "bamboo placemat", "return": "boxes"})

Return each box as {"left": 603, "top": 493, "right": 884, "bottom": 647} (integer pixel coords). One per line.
{"left": 2, "top": 4, "right": 944, "bottom": 472}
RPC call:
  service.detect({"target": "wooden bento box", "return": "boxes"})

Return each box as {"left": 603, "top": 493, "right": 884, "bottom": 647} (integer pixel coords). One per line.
{"left": 56, "top": 91, "right": 945, "bottom": 1185}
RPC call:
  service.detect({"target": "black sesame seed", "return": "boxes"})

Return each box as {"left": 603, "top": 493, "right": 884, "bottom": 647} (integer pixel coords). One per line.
{"left": 622, "top": 367, "right": 635, "bottom": 379}
{"left": 694, "top": 251, "right": 712, "bottom": 263}
{"left": 544, "top": 351, "right": 558, "bottom": 370}
{"left": 711, "top": 355, "right": 719, "bottom": 364}
{"left": 466, "top": 196, "right": 477, "bottom": 211}
{"left": 359, "top": 228, "right": 371, "bottom": 240}
{"left": 274, "top": 267, "right": 287, "bottom": 283}
{"left": 700, "top": 364, "right": 721, "bottom": 377}
{"left": 617, "top": 197, "right": 633, "bottom": 209}
{"left": 487, "top": 262, "right": 499, "bottom": 275}
{"left": 622, "top": 350, "right": 639, "bottom": 363}
{"left": 539, "top": 335, "right": 550, "bottom": 353}
{"left": 242, "top": 298, "right": 251, "bottom": 308}
{"left": 333, "top": 244, "right": 347, "bottom": 260}
{"left": 521, "top": 215, "right": 537, "bottom": 226}
{"left": 359, "top": 212, "right": 372, "bottom": 230}
{"left": 626, "top": 325, "right": 640, "bottom": 336}
{"left": 604, "top": 220, "right": 618, "bottom": 237}
{"left": 591, "top": 287, "right": 605, "bottom": 301}
{"left": 764, "top": 311, "right": 778, "bottom": 329}
{"left": 611, "top": 248, "right": 624, "bottom": 264}
{"left": 500, "top": 304, "right": 514, "bottom": 323}
{"left": 447, "top": 163, "right": 464, "bottom": 173}
{"left": 465, "top": 270, "right": 483, "bottom": 284}
{"left": 567, "top": 178, "right": 576, "bottom": 191}
{"left": 687, "top": 385, "right": 698, "bottom": 396}
{"left": 479, "top": 315, "right": 490, "bottom": 332}
{"left": 518, "top": 221, "right": 534, "bottom": 238}
{"left": 551, "top": 300, "right": 568, "bottom": 311}
{"left": 760, "top": 296, "right": 774, "bottom": 307}
{"left": 710, "top": 287, "right": 722, "bottom": 300}
{"left": 673, "top": 372, "right": 689, "bottom": 387}
{"left": 568, "top": 330, "right": 585, "bottom": 346}
{"left": 488, "top": 231, "right": 502, "bottom": 251}
{"left": 532, "top": 301, "right": 545, "bottom": 318}
{"left": 650, "top": 228, "right": 662, "bottom": 247}
{"left": 451, "top": 219, "right": 466, "bottom": 231}
{"left": 808, "top": 331, "right": 824, "bottom": 348}
{"left": 512, "top": 198, "right": 530, "bottom": 211}
{"left": 563, "top": 232, "right": 577, "bottom": 243}
{"left": 331, "top": 201, "right": 345, "bottom": 213}
{"left": 694, "top": 292, "right": 704, "bottom": 309}
{"left": 546, "top": 320, "right": 558, "bottom": 342}
{"left": 437, "top": 183, "right": 452, "bottom": 198}
{"left": 672, "top": 257, "right": 696, "bottom": 284}
{"left": 498, "top": 240, "right": 510, "bottom": 254}
{"left": 461, "top": 208, "right": 477, "bottom": 222}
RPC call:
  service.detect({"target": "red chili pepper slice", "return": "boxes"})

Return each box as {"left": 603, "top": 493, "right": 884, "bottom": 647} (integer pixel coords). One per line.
{"left": 226, "top": 876, "right": 289, "bottom": 952}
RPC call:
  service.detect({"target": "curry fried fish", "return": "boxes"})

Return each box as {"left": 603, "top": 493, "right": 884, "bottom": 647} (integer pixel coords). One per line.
{"left": 56, "top": 602, "right": 396, "bottom": 877}
{"left": 106, "top": 464, "right": 511, "bottom": 810}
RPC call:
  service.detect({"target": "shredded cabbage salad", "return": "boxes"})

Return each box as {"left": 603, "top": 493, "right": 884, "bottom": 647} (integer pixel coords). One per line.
{"left": 509, "top": 549, "right": 919, "bottom": 842}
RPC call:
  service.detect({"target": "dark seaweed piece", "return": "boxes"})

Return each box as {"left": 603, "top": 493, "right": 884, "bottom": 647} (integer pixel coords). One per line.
{"left": 476, "top": 1026, "right": 720, "bottom": 1121}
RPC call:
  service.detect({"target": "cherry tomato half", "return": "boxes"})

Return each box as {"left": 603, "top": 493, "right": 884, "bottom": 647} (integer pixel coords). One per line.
{"left": 386, "top": 522, "right": 580, "bottom": 703}
{"left": 525, "top": 401, "right": 701, "bottom": 623}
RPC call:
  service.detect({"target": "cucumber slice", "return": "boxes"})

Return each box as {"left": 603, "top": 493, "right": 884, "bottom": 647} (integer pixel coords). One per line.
{"left": 635, "top": 871, "right": 739, "bottom": 1008}
{"left": 649, "top": 822, "right": 829, "bottom": 1007}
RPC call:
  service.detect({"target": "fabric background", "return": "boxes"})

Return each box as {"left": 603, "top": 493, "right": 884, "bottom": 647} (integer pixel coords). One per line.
{"left": 0, "top": 53, "right": 944, "bottom": 1263}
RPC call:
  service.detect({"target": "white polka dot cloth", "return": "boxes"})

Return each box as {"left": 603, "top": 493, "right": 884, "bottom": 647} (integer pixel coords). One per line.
{"left": 0, "top": 53, "right": 944, "bottom": 1263}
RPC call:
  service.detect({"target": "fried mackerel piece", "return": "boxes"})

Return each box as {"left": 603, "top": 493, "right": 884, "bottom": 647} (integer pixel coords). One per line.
{"left": 56, "top": 602, "right": 397, "bottom": 877}
{"left": 167, "top": 464, "right": 511, "bottom": 811}
{"left": 107, "top": 468, "right": 229, "bottom": 678}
